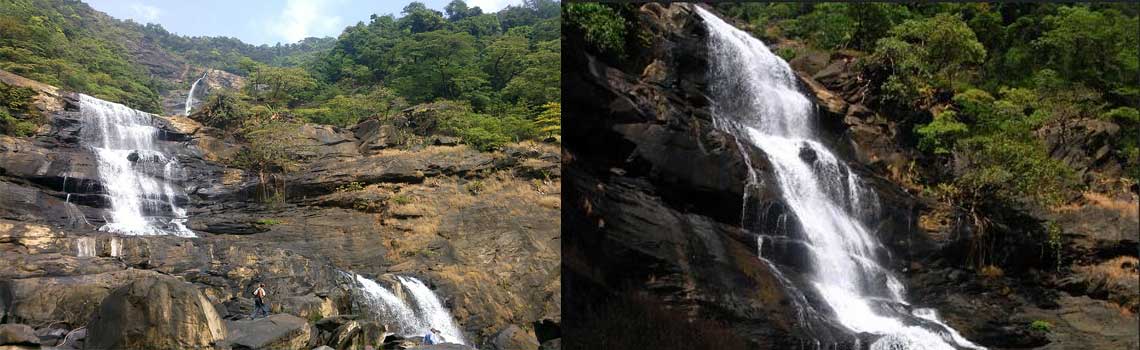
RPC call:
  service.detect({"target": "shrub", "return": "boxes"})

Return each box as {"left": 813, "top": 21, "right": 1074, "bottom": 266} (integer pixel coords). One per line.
{"left": 916, "top": 110, "right": 969, "bottom": 155}
{"left": 392, "top": 195, "right": 412, "bottom": 205}
{"left": 565, "top": 3, "right": 626, "bottom": 57}
{"left": 465, "top": 180, "right": 486, "bottom": 194}
{"left": 0, "top": 84, "right": 41, "bottom": 136}
{"left": 197, "top": 90, "right": 252, "bottom": 129}
{"left": 535, "top": 102, "right": 561, "bottom": 138}
{"left": 255, "top": 218, "right": 281, "bottom": 226}
{"left": 336, "top": 182, "right": 365, "bottom": 192}
{"left": 1029, "top": 320, "right": 1052, "bottom": 333}
{"left": 439, "top": 109, "right": 536, "bottom": 151}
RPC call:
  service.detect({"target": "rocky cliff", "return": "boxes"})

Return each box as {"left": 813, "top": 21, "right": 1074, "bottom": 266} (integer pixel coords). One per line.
{"left": 563, "top": 3, "right": 1137, "bottom": 349}
{"left": 0, "top": 68, "right": 560, "bottom": 349}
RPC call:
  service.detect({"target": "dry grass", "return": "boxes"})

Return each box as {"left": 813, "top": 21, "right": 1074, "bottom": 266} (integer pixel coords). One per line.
{"left": 1083, "top": 192, "right": 1139, "bottom": 219}
{"left": 1053, "top": 191, "right": 1138, "bottom": 219}
{"left": 1074, "top": 256, "right": 1139, "bottom": 311}
{"left": 511, "top": 140, "right": 560, "bottom": 155}
{"left": 1077, "top": 256, "right": 1139, "bottom": 282}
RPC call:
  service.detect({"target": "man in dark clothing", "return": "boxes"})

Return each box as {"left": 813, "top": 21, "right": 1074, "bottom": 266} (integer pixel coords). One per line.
{"left": 251, "top": 283, "right": 269, "bottom": 319}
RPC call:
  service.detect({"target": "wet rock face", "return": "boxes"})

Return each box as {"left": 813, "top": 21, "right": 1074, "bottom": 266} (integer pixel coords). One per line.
{"left": 563, "top": 4, "right": 856, "bottom": 347}
{"left": 86, "top": 275, "right": 227, "bottom": 350}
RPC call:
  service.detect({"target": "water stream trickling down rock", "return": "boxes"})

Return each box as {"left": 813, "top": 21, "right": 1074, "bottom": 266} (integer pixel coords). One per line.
{"left": 696, "top": 7, "right": 984, "bottom": 350}
{"left": 184, "top": 71, "right": 207, "bottom": 116}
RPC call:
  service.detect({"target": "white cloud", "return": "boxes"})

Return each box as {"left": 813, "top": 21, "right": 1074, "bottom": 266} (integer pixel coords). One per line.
{"left": 468, "top": 0, "right": 523, "bottom": 13}
{"left": 268, "top": 0, "right": 344, "bottom": 43}
{"left": 129, "top": 3, "right": 161, "bottom": 23}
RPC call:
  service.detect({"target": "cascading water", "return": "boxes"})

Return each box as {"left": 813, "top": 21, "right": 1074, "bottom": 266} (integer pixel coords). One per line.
{"left": 695, "top": 7, "right": 983, "bottom": 350}
{"left": 76, "top": 237, "right": 96, "bottom": 257}
{"left": 348, "top": 273, "right": 465, "bottom": 345}
{"left": 184, "top": 71, "right": 208, "bottom": 115}
{"left": 79, "top": 94, "right": 194, "bottom": 237}
{"left": 396, "top": 276, "right": 466, "bottom": 345}
{"left": 110, "top": 237, "right": 122, "bottom": 257}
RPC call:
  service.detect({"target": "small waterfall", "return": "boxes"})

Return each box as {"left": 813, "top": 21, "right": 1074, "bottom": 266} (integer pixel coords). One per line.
{"left": 352, "top": 273, "right": 422, "bottom": 335}
{"left": 110, "top": 237, "right": 122, "bottom": 257}
{"left": 396, "top": 276, "right": 466, "bottom": 345}
{"left": 78, "top": 94, "right": 194, "bottom": 237}
{"left": 76, "top": 237, "right": 96, "bottom": 257}
{"left": 348, "top": 273, "right": 465, "bottom": 345}
{"left": 696, "top": 7, "right": 983, "bottom": 350}
{"left": 184, "top": 71, "right": 208, "bottom": 115}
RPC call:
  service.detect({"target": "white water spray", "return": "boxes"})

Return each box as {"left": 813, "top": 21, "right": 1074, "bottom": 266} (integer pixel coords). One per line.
{"left": 184, "top": 71, "right": 207, "bottom": 115}
{"left": 76, "top": 237, "right": 96, "bottom": 257}
{"left": 79, "top": 94, "right": 194, "bottom": 237}
{"left": 396, "top": 276, "right": 466, "bottom": 345}
{"left": 696, "top": 7, "right": 983, "bottom": 350}
{"left": 110, "top": 237, "right": 122, "bottom": 257}
{"left": 349, "top": 273, "right": 465, "bottom": 345}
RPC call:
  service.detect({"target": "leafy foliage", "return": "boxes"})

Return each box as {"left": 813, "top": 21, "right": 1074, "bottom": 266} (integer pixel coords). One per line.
{"left": 869, "top": 13, "right": 987, "bottom": 108}
{"left": 564, "top": 3, "right": 627, "bottom": 57}
{"left": 0, "top": 83, "right": 41, "bottom": 136}
{"left": 434, "top": 102, "right": 538, "bottom": 151}
{"left": 915, "top": 110, "right": 968, "bottom": 155}
{"left": 535, "top": 102, "right": 561, "bottom": 137}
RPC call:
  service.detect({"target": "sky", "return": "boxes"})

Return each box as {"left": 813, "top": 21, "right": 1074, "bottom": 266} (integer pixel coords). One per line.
{"left": 84, "top": 0, "right": 523, "bottom": 46}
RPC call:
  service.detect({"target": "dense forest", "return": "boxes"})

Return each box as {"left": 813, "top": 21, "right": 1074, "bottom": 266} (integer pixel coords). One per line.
{"left": 1, "top": 0, "right": 561, "bottom": 156}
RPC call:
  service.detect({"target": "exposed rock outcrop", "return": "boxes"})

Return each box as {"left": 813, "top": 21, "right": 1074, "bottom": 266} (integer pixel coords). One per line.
{"left": 85, "top": 275, "right": 227, "bottom": 350}
{"left": 225, "top": 314, "right": 314, "bottom": 350}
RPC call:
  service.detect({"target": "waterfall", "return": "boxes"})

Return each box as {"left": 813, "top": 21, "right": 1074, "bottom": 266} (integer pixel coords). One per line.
{"left": 396, "top": 276, "right": 466, "bottom": 345}
{"left": 352, "top": 273, "right": 423, "bottom": 335}
{"left": 348, "top": 273, "right": 465, "bottom": 345}
{"left": 695, "top": 7, "right": 983, "bottom": 350}
{"left": 184, "top": 71, "right": 208, "bottom": 115}
{"left": 76, "top": 237, "right": 96, "bottom": 257}
{"left": 110, "top": 237, "right": 122, "bottom": 257}
{"left": 78, "top": 94, "right": 194, "bottom": 237}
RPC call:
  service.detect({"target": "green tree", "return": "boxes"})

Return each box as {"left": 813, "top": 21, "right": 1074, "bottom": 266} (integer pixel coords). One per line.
{"left": 502, "top": 40, "right": 560, "bottom": 106}
{"left": 870, "top": 13, "right": 986, "bottom": 107}
{"left": 391, "top": 30, "right": 485, "bottom": 103}
{"left": 535, "top": 102, "right": 560, "bottom": 137}
{"left": 564, "top": 3, "right": 626, "bottom": 57}
{"left": 401, "top": 2, "right": 447, "bottom": 34}
{"left": 482, "top": 32, "right": 529, "bottom": 90}
{"left": 1033, "top": 6, "right": 1139, "bottom": 103}
{"left": 248, "top": 66, "right": 318, "bottom": 107}
{"left": 444, "top": 0, "right": 482, "bottom": 21}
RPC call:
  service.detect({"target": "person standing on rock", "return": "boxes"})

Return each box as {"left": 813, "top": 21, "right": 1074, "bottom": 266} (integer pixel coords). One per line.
{"left": 423, "top": 328, "right": 443, "bottom": 345}
{"left": 251, "top": 283, "right": 269, "bottom": 319}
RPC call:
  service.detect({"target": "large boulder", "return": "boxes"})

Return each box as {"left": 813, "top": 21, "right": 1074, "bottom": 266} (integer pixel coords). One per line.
{"left": 2, "top": 269, "right": 159, "bottom": 327}
{"left": 353, "top": 119, "right": 407, "bottom": 154}
{"left": 400, "top": 101, "right": 468, "bottom": 137}
{"left": 85, "top": 275, "right": 227, "bottom": 350}
{"left": 226, "top": 314, "right": 313, "bottom": 350}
